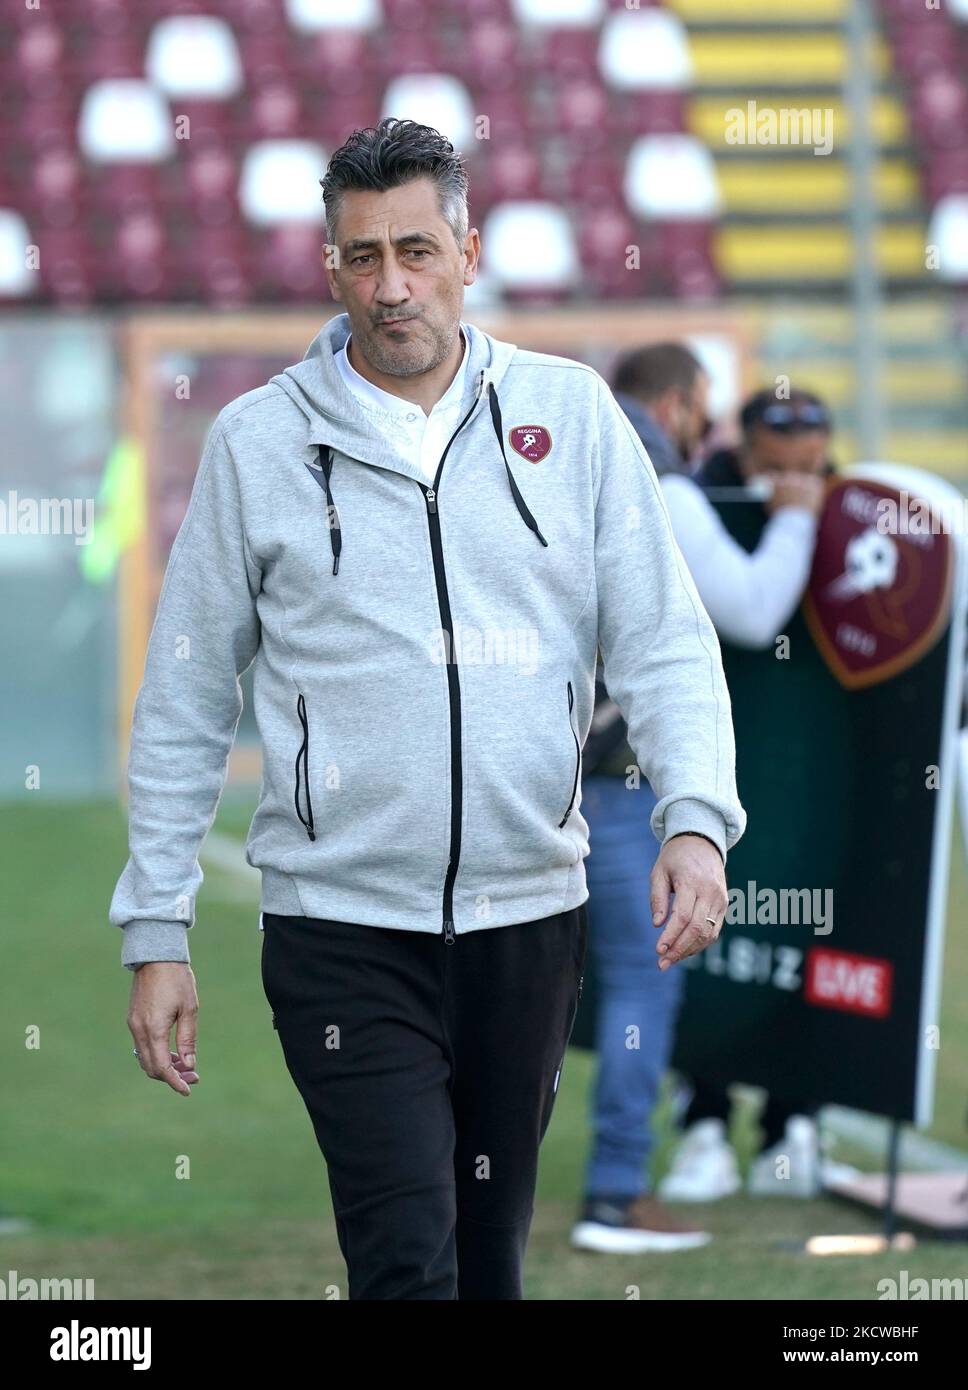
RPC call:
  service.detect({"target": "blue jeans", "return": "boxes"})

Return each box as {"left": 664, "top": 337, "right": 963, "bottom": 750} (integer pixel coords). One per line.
{"left": 581, "top": 775, "right": 686, "bottom": 1200}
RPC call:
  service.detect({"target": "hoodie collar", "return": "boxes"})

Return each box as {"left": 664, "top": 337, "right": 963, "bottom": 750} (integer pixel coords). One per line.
{"left": 271, "top": 312, "right": 517, "bottom": 483}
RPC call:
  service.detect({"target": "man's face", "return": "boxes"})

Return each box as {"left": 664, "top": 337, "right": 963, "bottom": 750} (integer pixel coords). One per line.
{"left": 324, "top": 176, "right": 480, "bottom": 378}
{"left": 676, "top": 371, "right": 711, "bottom": 459}
{"left": 740, "top": 425, "right": 830, "bottom": 479}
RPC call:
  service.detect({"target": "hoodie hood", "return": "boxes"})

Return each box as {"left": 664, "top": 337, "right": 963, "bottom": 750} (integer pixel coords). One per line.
{"left": 269, "top": 312, "right": 545, "bottom": 576}
{"left": 270, "top": 312, "right": 518, "bottom": 477}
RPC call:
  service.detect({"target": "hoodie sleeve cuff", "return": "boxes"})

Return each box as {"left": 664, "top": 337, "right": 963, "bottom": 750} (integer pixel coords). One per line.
{"left": 120, "top": 921, "right": 191, "bottom": 971}
{"left": 659, "top": 799, "right": 729, "bottom": 864}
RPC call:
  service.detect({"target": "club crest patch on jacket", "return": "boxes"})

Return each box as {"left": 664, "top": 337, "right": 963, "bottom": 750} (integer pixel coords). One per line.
{"left": 509, "top": 425, "right": 552, "bottom": 462}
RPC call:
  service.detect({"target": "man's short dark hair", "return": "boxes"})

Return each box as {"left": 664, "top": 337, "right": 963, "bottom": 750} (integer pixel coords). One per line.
{"left": 740, "top": 387, "right": 832, "bottom": 437}
{"left": 321, "top": 117, "right": 470, "bottom": 251}
{"left": 611, "top": 342, "right": 705, "bottom": 404}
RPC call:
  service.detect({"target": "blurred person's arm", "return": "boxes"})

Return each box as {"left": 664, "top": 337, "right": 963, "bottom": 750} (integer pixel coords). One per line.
{"left": 659, "top": 472, "right": 819, "bottom": 649}
{"left": 592, "top": 374, "right": 746, "bottom": 867}
{"left": 109, "top": 416, "right": 262, "bottom": 971}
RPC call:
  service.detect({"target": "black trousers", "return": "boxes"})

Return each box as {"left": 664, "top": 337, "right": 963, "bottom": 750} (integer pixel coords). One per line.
{"left": 260, "top": 903, "right": 588, "bottom": 1300}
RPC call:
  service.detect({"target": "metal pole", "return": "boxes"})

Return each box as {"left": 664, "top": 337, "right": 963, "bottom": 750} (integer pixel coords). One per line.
{"left": 844, "top": 0, "right": 886, "bottom": 461}
{"left": 884, "top": 1118, "right": 901, "bottom": 1242}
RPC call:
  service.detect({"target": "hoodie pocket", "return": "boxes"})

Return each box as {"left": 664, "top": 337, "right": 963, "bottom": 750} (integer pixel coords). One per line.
{"left": 558, "top": 681, "right": 581, "bottom": 829}
{"left": 294, "top": 692, "right": 316, "bottom": 842}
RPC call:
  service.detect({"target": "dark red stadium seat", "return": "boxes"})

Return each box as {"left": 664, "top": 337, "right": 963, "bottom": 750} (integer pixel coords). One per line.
{"left": 923, "top": 150, "right": 968, "bottom": 202}
{"left": 606, "top": 90, "right": 687, "bottom": 137}
{"left": 536, "top": 27, "right": 600, "bottom": 80}
{"left": 292, "top": 31, "right": 378, "bottom": 93}
{"left": 256, "top": 222, "right": 329, "bottom": 302}
{"left": 34, "top": 226, "right": 97, "bottom": 305}
{"left": 655, "top": 220, "right": 721, "bottom": 300}
{"left": 577, "top": 203, "right": 644, "bottom": 299}
{"left": 372, "top": 28, "right": 450, "bottom": 75}
{"left": 910, "top": 71, "right": 968, "bottom": 150}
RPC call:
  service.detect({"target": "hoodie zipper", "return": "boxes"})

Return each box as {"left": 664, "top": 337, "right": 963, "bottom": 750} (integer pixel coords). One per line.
{"left": 294, "top": 692, "right": 316, "bottom": 841}
{"left": 422, "top": 370, "right": 487, "bottom": 945}
{"left": 558, "top": 680, "right": 581, "bottom": 828}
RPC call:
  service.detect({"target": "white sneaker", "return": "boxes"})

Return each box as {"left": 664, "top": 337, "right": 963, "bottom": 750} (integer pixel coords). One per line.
{"left": 747, "top": 1115, "right": 821, "bottom": 1197}
{"left": 658, "top": 1119, "right": 742, "bottom": 1202}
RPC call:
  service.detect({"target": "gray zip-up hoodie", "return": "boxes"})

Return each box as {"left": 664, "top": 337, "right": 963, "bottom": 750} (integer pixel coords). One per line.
{"left": 109, "top": 312, "right": 746, "bottom": 969}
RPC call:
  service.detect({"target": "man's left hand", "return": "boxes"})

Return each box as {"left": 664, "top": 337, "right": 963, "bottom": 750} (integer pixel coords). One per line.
{"left": 650, "top": 833, "right": 728, "bottom": 971}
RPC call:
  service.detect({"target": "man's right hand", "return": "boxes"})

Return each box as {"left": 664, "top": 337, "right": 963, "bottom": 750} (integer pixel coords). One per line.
{"left": 765, "top": 471, "right": 826, "bottom": 517}
{"left": 127, "top": 962, "right": 200, "bottom": 1097}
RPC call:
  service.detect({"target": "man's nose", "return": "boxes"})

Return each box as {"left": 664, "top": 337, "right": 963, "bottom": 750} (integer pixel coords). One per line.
{"left": 376, "top": 263, "right": 411, "bottom": 306}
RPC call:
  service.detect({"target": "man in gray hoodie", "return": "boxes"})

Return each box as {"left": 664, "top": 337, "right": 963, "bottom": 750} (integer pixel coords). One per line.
{"left": 113, "top": 118, "right": 745, "bottom": 1300}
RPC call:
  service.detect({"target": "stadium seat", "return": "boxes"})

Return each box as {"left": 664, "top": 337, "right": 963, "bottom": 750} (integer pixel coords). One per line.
{"left": 476, "top": 142, "right": 545, "bottom": 203}
{"left": 537, "top": 28, "right": 600, "bottom": 78}
{"left": 145, "top": 17, "right": 245, "bottom": 99}
{"left": 602, "top": 90, "right": 686, "bottom": 138}
{"left": 256, "top": 222, "right": 328, "bottom": 300}
{"left": 924, "top": 150, "right": 968, "bottom": 202}
{"left": 624, "top": 135, "right": 722, "bottom": 220}
{"left": 0, "top": 210, "right": 35, "bottom": 298}
{"left": 35, "top": 225, "right": 100, "bottom": 305}
{"left": 182, "top": 148, "right": 241, "bottom": 226}
{"left": 443, "top": 21, "right": 520, "bottom": 82}
{"left": 285, "top": 0, "right": 382, "bottom": 32}
{"left": 380, "top": 75, "right": 476, "bottom": 149}
{"left": 598, "top": 8, "right": 693, "bottom": 91}
{"left": 77, "top": 80, "right": 175, "bottom": 163}
{"left": 316, "top": 92, "right": 382, "bottom": 146}
{"left": 15, "top": 22, "right": 67, "bottom": 96}
{"left": 243, "top": 83, "right": 307, "bottom": 140}
{"left": 292, "top": 32, "right": 376, "bottom": 92}
{"left": 927, "top": 195, "right": 968, "bottom": 280}
{"left": 576, "top": 203, "right": 642, "bottom": 298}
{"left": 373, "top": 29, "right": 451, "bottom": 75}
{"left": 541, "top": 79, "right": 611, "bottom": 152}
{"left": 239, "top": 140, "right": 327, "bottom": 225}
{"left": 657, "top": 220, "right": 721, "bottom": 299}
{"left": 910, "top": 72, "right": 968, "bottom": 152}
{"left": 15, "top": 96, "right": 80, "bottom": 159}
{"left": 481, "top": 200, "right": 579, "bottom": 296}
{"left": 510, "top": 0, "right": 604, "bottom": 25}
{"left": 548, "top": 146, "right": 625, "bottom": 206}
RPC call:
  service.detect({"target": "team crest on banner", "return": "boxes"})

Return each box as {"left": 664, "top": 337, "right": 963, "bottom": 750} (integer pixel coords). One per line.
{"left": 509, "top": 426, "right": 552, "bottom": 462}
{"left": 802, "top": 476, "right": 953, "bottom": 690}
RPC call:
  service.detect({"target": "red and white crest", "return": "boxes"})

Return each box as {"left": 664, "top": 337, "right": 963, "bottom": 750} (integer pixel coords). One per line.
{"left": 509, "top": 425, "right": 553, "bottom": 463}
{"left": 802, "top": 476, "right": 953, "bottom": 690}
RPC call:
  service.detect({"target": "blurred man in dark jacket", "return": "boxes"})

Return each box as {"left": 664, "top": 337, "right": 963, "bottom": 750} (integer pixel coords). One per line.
{"left": 572, "top": 343, "right": 715, "bottom": 1253}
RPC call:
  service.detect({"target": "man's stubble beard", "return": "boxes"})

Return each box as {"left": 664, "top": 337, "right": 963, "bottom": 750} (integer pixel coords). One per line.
{"left": 352, "top": 299, "right": 463, "bottom": 380}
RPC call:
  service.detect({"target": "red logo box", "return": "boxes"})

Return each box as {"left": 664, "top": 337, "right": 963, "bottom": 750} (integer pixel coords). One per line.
{"left": 804, "top": 947, "right": 894, "bottom": 1018}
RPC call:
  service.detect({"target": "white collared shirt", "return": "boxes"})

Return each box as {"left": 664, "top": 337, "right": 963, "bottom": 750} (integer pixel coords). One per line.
{"left": 335, "top": 324, "right": 470, "bottom": 482}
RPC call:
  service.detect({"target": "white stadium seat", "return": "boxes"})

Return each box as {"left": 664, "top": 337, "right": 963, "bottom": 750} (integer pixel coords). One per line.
{"left": 0, "top": 210, "right": 34, "bottom": 297}
{"left": 239, "top": 141, "right": 328, "bottom": 226}
{"left": 927, "top": 195, "right": 968, "bottom": 281}
{"left": 599, "top": 9, "right": 693, "bottom": 91}
{"left": 624, "top": 134, "right": 722, "bottom": 220}
{"left": 481, "top": 201, "right": 579, "bottom": 291}
{"left": 380, "top": 75, "right": 476, "bottom": 151}
{"left": 145, "top": 17, "right": 244, "bottom": 100}
{"left": 285, "top": 0, "right": 382, "bottom": 31}
{"left": 510, "top": 0, "right": 604, "bottom": 26}
{"left": 78, "top": 80, "right": 175, "bottom": 164}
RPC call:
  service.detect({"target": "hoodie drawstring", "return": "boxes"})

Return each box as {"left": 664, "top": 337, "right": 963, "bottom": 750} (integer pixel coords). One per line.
{"left": 304, "top": 380, "right": 547, "bottom": 575}
{"left": 486, "top": 383, "right": 549, "bottom": 547}
{"left": 304, "top": 447, "right": 342, "bottom": 575}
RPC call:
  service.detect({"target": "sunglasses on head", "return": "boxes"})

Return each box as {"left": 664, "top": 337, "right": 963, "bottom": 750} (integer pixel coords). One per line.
{"left": 755, "top": 402, "right": 831, "bottom": 432}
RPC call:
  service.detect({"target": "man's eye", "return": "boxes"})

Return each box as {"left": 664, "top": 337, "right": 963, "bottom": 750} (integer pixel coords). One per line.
{"left": 352, "top": 255, "right": 374, "bottom": 266}
{"left": 408, "top": 249, "right": 430, "bottom": 259}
